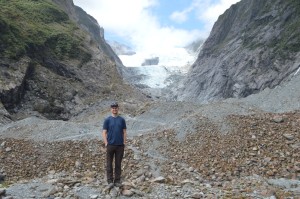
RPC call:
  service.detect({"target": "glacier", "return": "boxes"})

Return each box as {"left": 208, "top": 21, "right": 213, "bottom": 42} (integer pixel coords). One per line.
{"left": 119, "top": 47, "right": 196, "bottom": 88}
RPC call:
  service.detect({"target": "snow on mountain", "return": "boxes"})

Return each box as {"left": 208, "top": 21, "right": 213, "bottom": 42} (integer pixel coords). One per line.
{"left": 107, "top": 39, "right": 203, "bottom": 90}
{"left": 130, "top": 65, "right": 170, "bottom": 88}
{"left": 119, "top": 47, "right": 196, "bottom": 88}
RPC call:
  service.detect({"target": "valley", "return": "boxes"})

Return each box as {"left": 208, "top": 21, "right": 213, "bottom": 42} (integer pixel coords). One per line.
{"left": 0, "top": 0, "right": 300, "bottom": 198}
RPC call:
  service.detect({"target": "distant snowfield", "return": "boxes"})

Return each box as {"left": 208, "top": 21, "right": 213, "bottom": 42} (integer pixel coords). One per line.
{"left": 119, "top": 47, "right": 196, "bottom": 88}
{"left": 130, "top": 65, "right": 170, "bottom": 88}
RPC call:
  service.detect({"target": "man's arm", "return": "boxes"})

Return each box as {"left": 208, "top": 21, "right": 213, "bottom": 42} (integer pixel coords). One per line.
{"left": 123, "top": 129, "right": 127, "bottom": 145}
{"left": 102, "top": 129, "right": 108, "bottom": 146}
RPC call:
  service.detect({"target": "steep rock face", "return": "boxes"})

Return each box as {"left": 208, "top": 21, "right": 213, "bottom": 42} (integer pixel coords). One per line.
{"left": 51, "top": 0, "right": 77, "bottom": 21}
{"left": 52, "top": 0, "right": 127, "bottom": 77}
{"left": 0, "top": 0, "right": 144, "bottom": 121}
{"left": 184, "top": 39, "right": 205, "bottom": 56}
{"left": 179, "top": 0, "right": 300, "bottom": 102}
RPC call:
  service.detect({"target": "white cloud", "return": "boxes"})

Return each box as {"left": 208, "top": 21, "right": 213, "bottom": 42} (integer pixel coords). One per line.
{"left": 170, "top": 10, "right": 189, "bottom": 24}
{"left": 74, "top": 0, "right": 157, "bottom": 36}
{"left": 73, "top": 0, "right": 240, "bottom": 55}
{"left": 169, "top": 0, "right": 240, "bottom": 35}
{"left": 194, "top": 0, "right": 240, "bottom": 29}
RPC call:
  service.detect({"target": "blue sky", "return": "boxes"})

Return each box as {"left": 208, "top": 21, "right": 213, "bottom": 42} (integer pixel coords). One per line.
{"left": 73, "top": 0, "right": 240, "bottom": 54}
{"left": 151, "top": 0, "right": 205, "bottom": 31}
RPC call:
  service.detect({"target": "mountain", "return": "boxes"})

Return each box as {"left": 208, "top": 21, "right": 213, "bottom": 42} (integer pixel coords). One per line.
{"left": 179, "top": 0, "right": 300, "bottom": 102}
{"left": 107, "top": 40, "right": 136, "bottom": 56}
{"left": 184, "top": 38, "right": 205, "bottom": 56}
{"left": 0, "top": 0, "right": 145, "bottom": 122}
{"left": 1, "top": 1, "right": 300, "bottom": 198}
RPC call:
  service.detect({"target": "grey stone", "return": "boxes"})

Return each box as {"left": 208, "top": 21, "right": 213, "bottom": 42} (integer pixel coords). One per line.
{"left": 179, "top": 0, "right": 300, "bottom": 103}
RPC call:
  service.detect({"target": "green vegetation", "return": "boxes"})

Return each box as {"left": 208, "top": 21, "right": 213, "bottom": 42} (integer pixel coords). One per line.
{"left": 268, "top": 1, "right": 300, "bottom": 59}
{"left": 0, "top": 0, "right": 90, "bottom": 61}
{"left": 241, "top": 0, "right": 300, "bottom": 58}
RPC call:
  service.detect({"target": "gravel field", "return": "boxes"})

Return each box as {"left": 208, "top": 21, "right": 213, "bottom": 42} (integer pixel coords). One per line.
{"left": 0, "top": 74, "right": 300, "bottom": 198}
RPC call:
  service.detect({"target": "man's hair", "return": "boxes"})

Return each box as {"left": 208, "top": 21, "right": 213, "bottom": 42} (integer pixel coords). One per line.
{"left": 111, "top": 102, "right": 119, "bottom": 108}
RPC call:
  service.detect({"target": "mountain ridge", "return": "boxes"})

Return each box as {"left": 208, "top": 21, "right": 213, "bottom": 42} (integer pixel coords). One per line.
{"left": 0, "top": 0, "right": 300, "bottom": 198}
{"left": 0, "top": 0, "right": 146, "bottom": 122}
{"left": 179, "top": 0, "right": 300, "bottom": 102}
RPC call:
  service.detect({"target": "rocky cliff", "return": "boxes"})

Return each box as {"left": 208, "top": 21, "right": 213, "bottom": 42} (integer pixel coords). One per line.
{"left": 179, "top": 0, "right": 300, "bottom": 102}
{"left": 73, "top": 5, "right": 129, "bottom": 78}
{"left": 0, "top": 0, "right": 144, "bottom": 122}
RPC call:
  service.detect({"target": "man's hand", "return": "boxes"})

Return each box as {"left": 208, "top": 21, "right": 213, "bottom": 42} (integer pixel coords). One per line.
{"left": 102, "top": 129, "right": 108, "bottom": 147}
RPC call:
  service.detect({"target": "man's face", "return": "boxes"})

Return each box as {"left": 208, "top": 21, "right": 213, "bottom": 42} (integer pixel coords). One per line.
{"left": 111, "top": 106, "right": 119, "bottom": 114}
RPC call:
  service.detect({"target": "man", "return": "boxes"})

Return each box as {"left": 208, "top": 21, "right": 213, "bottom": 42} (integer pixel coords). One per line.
{"left": 102, "top": 102, "right": 127, "bottom": 188}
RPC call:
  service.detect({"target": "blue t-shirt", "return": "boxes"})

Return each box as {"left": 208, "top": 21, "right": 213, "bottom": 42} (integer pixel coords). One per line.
{"left": 103, "top": 116, "right": 126, "bottom": 145}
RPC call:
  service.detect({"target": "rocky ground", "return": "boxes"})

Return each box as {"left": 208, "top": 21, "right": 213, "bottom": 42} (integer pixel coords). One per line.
{"left": 0, "top": 72, "right": 300, "bottom": 198}
{"left": 0, "top": 110, "right": 299, "bottom": 198}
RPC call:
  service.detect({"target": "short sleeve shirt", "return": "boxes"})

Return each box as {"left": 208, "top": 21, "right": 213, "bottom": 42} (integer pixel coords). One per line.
{"left": 103, "top": 116, "right": 126, "bottom": 145}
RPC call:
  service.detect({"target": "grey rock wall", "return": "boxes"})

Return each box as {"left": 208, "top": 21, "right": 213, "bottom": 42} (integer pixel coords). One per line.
{"left": 179, "top": 0, "right": 300, "bottom": 102}
{"left": 0, "top": 0, "right": 145, "bottom": 121}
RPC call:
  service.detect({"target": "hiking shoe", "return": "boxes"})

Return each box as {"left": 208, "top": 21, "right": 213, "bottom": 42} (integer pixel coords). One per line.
{"left": 107, "top": 182, "right": 114, "bottom": 189}
{"left": 114, "top": 182, "right": 122, "bottom": 187}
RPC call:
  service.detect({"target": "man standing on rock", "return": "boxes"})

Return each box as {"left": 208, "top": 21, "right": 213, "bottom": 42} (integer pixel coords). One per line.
{"left": 102, "top": 102, "right": 127, "bottom": 188}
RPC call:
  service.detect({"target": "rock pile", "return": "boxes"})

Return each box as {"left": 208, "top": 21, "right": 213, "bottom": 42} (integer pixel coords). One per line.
{"left": 132, "top": 111, "right": 300, "bottom": 198}
{"left": 0, "top": 139, "right": 108, "bottom": 182}
{"left": 0, "top": 111, "right": 299, "bottom": 198}
{"left": 164, "top": 111, "right": 300, "bottom": 181}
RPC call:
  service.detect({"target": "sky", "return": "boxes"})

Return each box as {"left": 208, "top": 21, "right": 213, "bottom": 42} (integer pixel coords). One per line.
{"left": 73, "top": 0, "right": 240, "bottom": 55}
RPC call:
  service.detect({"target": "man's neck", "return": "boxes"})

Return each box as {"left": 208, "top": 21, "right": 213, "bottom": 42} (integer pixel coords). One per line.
{"left": 112, "top": 114, "right": 118, "bottom": 117}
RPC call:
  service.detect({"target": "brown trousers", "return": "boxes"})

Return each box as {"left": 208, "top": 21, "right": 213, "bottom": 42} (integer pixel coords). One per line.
{"left": 106, "top": 145, "right": 124, "bottom": 183}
